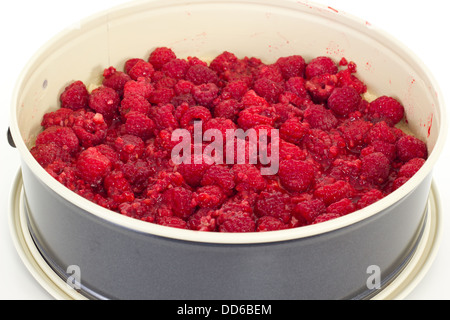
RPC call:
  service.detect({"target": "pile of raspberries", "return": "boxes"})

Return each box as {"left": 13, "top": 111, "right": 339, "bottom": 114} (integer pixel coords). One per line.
{"left": 31, "top": 47, "right": 428, "bottom": 232}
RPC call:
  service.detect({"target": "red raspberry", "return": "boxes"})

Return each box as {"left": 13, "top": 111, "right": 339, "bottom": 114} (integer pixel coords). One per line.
{"left": 273, "top": 102, "right": 303, "bottom": 123}
{"left": 192, "top": 185, "right": 226, "bottom": 209}
{"left": 221, "top": 80, "right": 249, "bottom": 100}
{"left": 241, "top": 90, "right": 271, "bottom": 109}
{"left": 398, "top": 158, "right": 426, "bottom": 178}
{"left": 201, "top": 165, "right": 235, "bottom": 193}
{"left": 192, "top": 83, "right": 219, "bottom": 107}
{"left": 276, "top": 55, "right": 306, "bottom": 79}
{"left": 209, "top": 51, "right": 239, "bottom": 74}
{"left": 30, "top": 142, "right": 72, "bottom": 168}
{"left": 185, "top": 64, "right": 219, "bottom": 85}
{"left": 312, "top": 212, "right": 341, "bottom": 224}
{"left": 114, "top": 134, "right": 145, "bottom": 162}
{"left": 255, "top": 64, "right": 284, "bottom": 83}
{"left": 218, "top": 211, "right": 256, "bottom": 233}
{"left": 60, "top": 81, "right": 89, "bottom": 110}
{"left": 280, "top": 117, "right": 310, "bottom": 145}
{"left": 363, "top": 140, "right": 396, "bottom": 162}
{"left": 119, "top": 198, "right": 154, "bottom": 220}
{"left": 174, "top": 80, "right": 195, "bottom": 95}
{"left": 123, "top": 78, "right": 154, "bottom": 100}
{"left": 41, "top": 108, "right": 74, "bottom": 129}
{"left": 128, "top": 59, "right": 155, "bottom": 80}
{"left": 148, "top": 47, "right": 177, "bottom": 70}
{"left": 154, "top": 76, "right": 177, "bottom": 90}
{"left": 162, "top": 58, "right": 189, "bottom": 80}
{"left": 121, "top": 158, "right": 156, "bottom": 193}
{"left": 187, "top": 208, "right": 217, "bottom": 231}
{"left": 157, "top": 216, "right": 188, "bottom": 229}
{"left": 278, "top": 139, "right": 307, "bottom": 161}
{"left": 367, "top": 96, "right": 405, "bottom": 126}
{"left": 327, "top": 86, "right": 362, "bottom": 117}
{"left": 232, "top": 164, "right": 267, "bottom": 193}
{"left": 124, "top": 58, "right": 143, "bottom": 74}
{"left": 96, "top": 144, "right": 121, "bottom": 168}
{"left": 89, "top": 86, "right": 120, "bottom": 119}
{"left": 162, "top": 187, "right": 195, "bottom": 220}
{"left": 253, "top": 77, "right": 284, "bottom": 104}
{"left": 303, "top": 104, "right": 338, "bottom": 131}
{"left": 305, "top": 56, "right": 338, "bottom": 79}
{"left": 254, "top": 191, "right": 292, "bottom": 223}
{"left": 326, "top": 198, "right": 356, "bottom": 216}
{"left": 256, "top": 216, "right": 288, "bottom": 232}
{"left": 179, "top": 105, "right": 212, "bottom": 130}
{"left": 102, "top": 66, "right": 131, "bottom": 97}
{"left": 124, "top": 111, "right": 156, "bottom": 140}
{"left": 329, "top": 158, "right": 362, "bottom": 182}
{"left": 293, "top": 199, "right": 326, "bottom": 224}
{"left": 214, "top": 99, "right": 243, "bottom": 122}
{"left": 278, "top": 159, "right": 315, "bottom": 193}
{"left": 119, "top": 93, "right": 152, "bottom": 117}
{"left": 360, "top": 152, "right": 390, "bottom": 184}
{"left": 76, "top": 147, "right": 112, "bottom": 186}
{"left": 305, "top": 74, "right": 338, "bottom": 103}
{"left": 149, "top": 87, "right": 175, "bottom": 105}
{"left": 237, "top": 105, "right": 277, "bottom": 130}
{"left": 149, "top": 104, "right": 179, "bottom": 131}
{"left": 178, "top": 154, "right": 212, "bottom": 187}
{"left": 70, "top": 110, "right": 108, "bottom": 148}
{"left": 357, "top": 189, "right": 384, "bottom": 209}
{"left": 285, "top": 77, "right": 308, "bottom": 99}
{"left": 314, "top": 180, "right": 355, "bottom": 206}
{"left": 338, "top": 119, "right": 373, "bottom": 150}
{"left": 396, "top": 135, "right": 428, "bottom": 162}
{"left": 368, "top": 121, "right": 397, "bottom": 144}
{"left": 336, "top": 62, "right": 367, "bottom": 94}
{"left": 35, "top": 126, "right": 80, "bottom": 154}
{"left": 104, "top": 170, "right": 135, "bottom": 204}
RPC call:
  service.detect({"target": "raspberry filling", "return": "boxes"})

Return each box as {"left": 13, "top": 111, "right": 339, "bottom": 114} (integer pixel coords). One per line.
{"left": 31, "top": 48, "right": 428, "bottom": 232}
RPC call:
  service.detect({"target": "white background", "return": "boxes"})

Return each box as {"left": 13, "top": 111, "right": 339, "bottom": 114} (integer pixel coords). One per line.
{"left": 0, "top": 0, "right": 449, "bottom": 300}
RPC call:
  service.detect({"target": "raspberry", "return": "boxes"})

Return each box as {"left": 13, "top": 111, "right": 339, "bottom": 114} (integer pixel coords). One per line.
{"left": 218, "top": 211, "right": 256, "bottom": 233}
{"left": 214, "top": 99, "right": 243, "bottom": 121}
{"left": 396, "top": 135, "right": 428, "bottom": 162}
{"left": 89, "top": 86, "right": 121, "bottom": 119}
{"left": 368, "top": 121, "right": 397, "bottom": 144}
{"left": 232, "top": 164, "right": 267, "bottom": 193}
{"left": 76, "top": 147, "right": 112, "bottom": 186}
{"left": 179, "top": 105, "right": 212, "bottom": 130}
{"left": 360, "top": 152, "right": 390, "bottom": 185}
{"left": 70, "top": 110, "right": 108, "bottom": 148}
{"left": 178, "top": 154, "right": 212, "bottom": 187}
{"left": 278, "top": 139, "right": 307, "bottom": 161}
{"left": 162, "top": 187, "right": 195, "bottom": 219}
{"left": 149, "top": 87, "right": 175, "bottom": 105}
{"left": 338, "top": 119, "right": 373, "bottom": 150}
{"left": 104, "top": 170, "right": 135, "bottom": 204}
{"left": 192, "top": 185, "right": 226, "bottom": 209}
{"left": 31, "top": 142, "right": 72, "bottom": 168}
{"left": 256, "top": 216, "right": 288, "bottom": 232}
{"left": 303, "top": 104, "right": 338, "bottom": 131}
{"left": 314, "top": 180, "right": 355, "bottom": 206}
{"left": 305, "top": 73, "right": 338, "bottom": 103}
{"left": 41, "top": 108, "right": 74, "bottom": 129}
{"left": 185, "top": 64, "right": 219, "bottom": 85}
{"left": 305, "top": 56, "right": 338, "bottom": 79}
{"left": 201, "top": 165, "right": 236, "bottom": 193}
{"left": 128, "top": 59, "right": 155, "bottom": 80}
{"left": 326, "top": 198, "right": 356, "bottom": 216}
{"left": 273, "top": 102, "right": 303, "bottom": 123}
{"left": 241, "top": 90, "right": 271, "bottom": 109}
{"left": 336, "top": 62, "right": 367, "bottom": 94}
{"left": 123, "top": 78, "right": 154, "bottom": 100}
{"left": 364, "top": 140, "right": 396, "bottom": 162}
{"left": 279, "top": 159, "right": 315, "bottom": 193}
{"left": 285, "top": 77, "right": 308, "bottom": 99}
{"left": 149, "top": 104, "right": 179, "bottom": 131}
{"left": 124, "top": 58, "right": 143, "bottom": 74}
{"left": 35, "top": 126, "right": 80, "bottom": 154}
{"left": 124, "top": 111, "right": 156, "bottom": 140}
{"left": 162, "top": 58, "right": 189, "bottom": 80}
{"left": 119, "top": 93, "right": 152, "bottom": 117}
{"left": 276, "top": 55, "right": 306, "bottom": 79}
{"left": 174, "top": 80, "right": 195, "bottom": 95}
{"left": 192, "top": 83, "right": 219, "bottom": 107}
{"left": 221, "top": 80, "right": 248, "bottom": 100}
{"left": 157, "top": 216, "right": 188, "bottom": 229}
{"left": 280, "top": 117, "right": 310, "bottom": 145}
{"left": 187, "top": 208, "right": 217, "bottom": 231}
{"left": 367, "top": 96, "right": 405, "bottom": 126}
{"left": 209, "top": 51, "right": 239, "bottom": 74}
{"left": 398, "top": 158, "right": 426, "bottom": 178}
{"left": 254, "top": 191, "right": 292, "bottom": 223}
{"left": 148, "top": 47, "right": 177, "bottom": 70}
{"left": 237, "top": 105, "right": 277, "bottom": 130}
{"left": 254, "top": 64, "right": 284, "bottom": 83}
{"left": 253, "top": 77, "right": 284, "bottom": 104}
{"left": 60, "top": 81, "right": 89, "bottom": 110}
{"left": 293, "top": 199, "right": 326, "bottom": 224}
{"left": 114, "top": 134, "right": 145, "bottom": 162}
{"left": 102, "top": 67, "right": 132, "bottom": 97}
{"left": 357, "top": 189, "right": 384, "bottom": 209}
{"left": 312, "top": 213, "right": 341, "bottom": 225}
{"left": 121, "top": 158, "right": 156, "bottom": 193}
{"left": 327, "top": 86, "right": 362, "bottom": 117}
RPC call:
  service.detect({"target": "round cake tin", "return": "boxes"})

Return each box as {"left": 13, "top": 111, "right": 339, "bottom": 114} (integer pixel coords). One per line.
{"left": 8, "top": 0, "right": 447, "bottom": 299}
